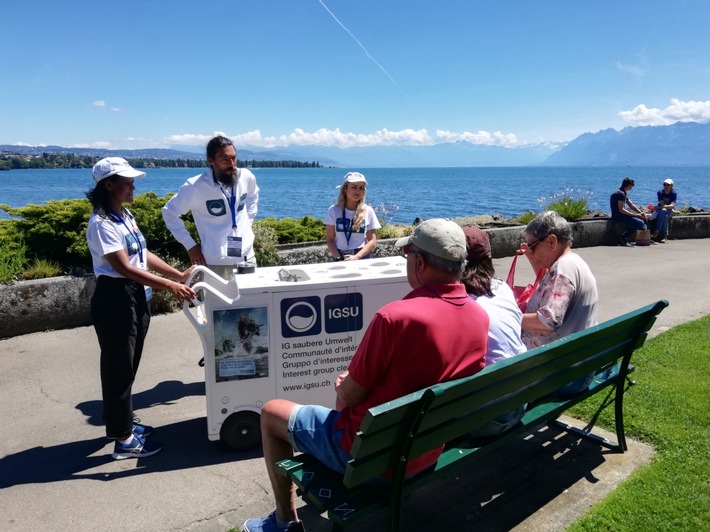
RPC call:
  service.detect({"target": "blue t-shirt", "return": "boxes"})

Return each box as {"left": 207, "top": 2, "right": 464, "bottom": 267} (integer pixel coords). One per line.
{"left": 610, "top": 189, "right": 627, "bottom": 218}
{"left": 657, "top": 189, "right": 677, "bottom": 206}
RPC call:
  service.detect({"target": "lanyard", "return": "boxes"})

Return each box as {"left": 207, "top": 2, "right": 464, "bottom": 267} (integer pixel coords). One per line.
{"left": 108, "top": 208, "right": 144, "bottom": 265}
{"left": 220, "top": 185, "right": 237, "bottom": 229}
{"left": 342, "top": 207, "right": 353, "bottom": 245}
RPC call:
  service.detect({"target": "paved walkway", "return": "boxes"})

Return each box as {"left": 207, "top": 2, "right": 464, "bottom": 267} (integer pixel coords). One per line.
{"left": 1, "top": 239, "right": 709, "bottom": 532}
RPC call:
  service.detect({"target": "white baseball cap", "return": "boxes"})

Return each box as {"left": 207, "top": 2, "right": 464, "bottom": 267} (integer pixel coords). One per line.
{"left": 92, "top": 157, "right": 146, "bottom": 183}
{"left": 336, "top": 171, "right": 368, "bottom": 188}
{"left": 663, "top": 178, "right": 674, "bottom": 186}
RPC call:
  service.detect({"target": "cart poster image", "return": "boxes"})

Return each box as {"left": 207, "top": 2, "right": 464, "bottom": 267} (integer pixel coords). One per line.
{"left": 212, "top": 306, "right": 269, "bottom": 382}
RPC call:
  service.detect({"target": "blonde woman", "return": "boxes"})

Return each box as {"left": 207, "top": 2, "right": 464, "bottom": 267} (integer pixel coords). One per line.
{"left": 325, "top": 172, "right": 381, "bottom": 261}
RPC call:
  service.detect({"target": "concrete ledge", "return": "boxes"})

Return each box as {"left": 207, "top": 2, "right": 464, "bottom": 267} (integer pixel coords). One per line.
{"left": 0, "top": 275, "right": 95, "bottom": 338}
{"left": 2, "top": 214, "right": 709, "bottom": 339}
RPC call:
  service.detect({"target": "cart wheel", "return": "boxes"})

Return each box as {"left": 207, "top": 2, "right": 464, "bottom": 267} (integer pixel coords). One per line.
{"left": 220, "top": 411, "right": 262, "bottom": 451}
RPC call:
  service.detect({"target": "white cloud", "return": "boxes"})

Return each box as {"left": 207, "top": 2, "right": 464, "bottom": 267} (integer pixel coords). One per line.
{"left": 435, "top": 129, "right": 518, "bottom": 147}
{"left": 110, "top": 107, "right": 121, "bottom": 112}
{"left": 166, "top": 132, "right": 229, "bottom": 145}
{"left": 72, "top": 141, "right": 114, "bottom": 148}
{"left": 619, "top": 98, "right": 710, "bottom": 126}
{"left": 92, "top": 100, "right": 106, "bottom": 108}
{"left": 168, "top": 127, "right": 520, "bottom": 149}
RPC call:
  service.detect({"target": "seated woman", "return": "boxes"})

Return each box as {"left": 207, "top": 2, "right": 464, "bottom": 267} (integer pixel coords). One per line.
{"left": 519, "top": 211, "right": 599, "bottom": 396}
{"left": 652, "top": 178, "right": 678, "bottom": 243}
{"left": 325, "top": 172, "right": 381, "bottom": 261}
{"left": 462, "top": 226, "right": 527, "bottom": 436}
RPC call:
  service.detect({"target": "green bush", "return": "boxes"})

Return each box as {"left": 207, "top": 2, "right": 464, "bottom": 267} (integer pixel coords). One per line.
{"left": 253, "top": 221, "right": 280, "bottom": 266}
{"left": 22, "top": 258, "right": 62, "bottom": 280}
{"left": 258, "top": 216, "right": 325, "bottom": 244}
{"left": 0, "top": 222, "right": 26, "bottom": 282}
{"left": 1, "top": 200, "right": 93, "bottom": 274}
{"left": 538, "top": 188, "right": 593, "bottom": 221}
{"left": 377, "top": 224, "right": 413, "bottom": 240}
{"left": 129, "top": 192, "right": 198, "bottom": 261}
{"left": 513, "top": 210, "right": 538, "bottom": 225}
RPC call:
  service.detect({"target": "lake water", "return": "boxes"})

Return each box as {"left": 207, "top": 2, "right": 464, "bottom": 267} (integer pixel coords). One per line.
{"left": 1, "top": 166, "right": 708, "bottom": 223}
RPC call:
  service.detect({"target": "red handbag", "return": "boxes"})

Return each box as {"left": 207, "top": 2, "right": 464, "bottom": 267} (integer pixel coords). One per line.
{"left": 505, "top": 254, "right": 546, "bottom": 312}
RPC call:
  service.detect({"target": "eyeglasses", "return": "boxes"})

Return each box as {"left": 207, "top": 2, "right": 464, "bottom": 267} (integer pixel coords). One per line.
{"left": 525, "top": 235, "right": 548, "bottom": 252}
{"left": 348, "top": 185, "right": 366, "bottom": 191}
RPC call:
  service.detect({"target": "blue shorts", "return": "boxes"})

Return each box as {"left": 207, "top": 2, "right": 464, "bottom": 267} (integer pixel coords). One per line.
{"left": 287, "top": 405, "right": 352, "bottom": 474}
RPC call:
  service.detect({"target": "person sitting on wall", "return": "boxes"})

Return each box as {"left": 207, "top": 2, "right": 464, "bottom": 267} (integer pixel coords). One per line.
{"left": 652, "top": 178, "right": 678, "bottom": 243}
{"left": 610, "top": 177, "right": 647, "bottom": 246}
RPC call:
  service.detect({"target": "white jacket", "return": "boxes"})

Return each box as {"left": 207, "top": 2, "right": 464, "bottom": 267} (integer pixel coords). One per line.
{"left": 162, "top": 168, "right": 259, "bottom": 265}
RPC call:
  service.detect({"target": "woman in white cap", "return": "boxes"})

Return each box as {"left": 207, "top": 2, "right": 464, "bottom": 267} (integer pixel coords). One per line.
{"left": 86, "top": 157, "right": 196, "bottom": 460}
{"left": 324, "top": 172, "right": 381, "bottom": 261}
{"left": 652, "top": 178, "right": 678, "bottom": 243}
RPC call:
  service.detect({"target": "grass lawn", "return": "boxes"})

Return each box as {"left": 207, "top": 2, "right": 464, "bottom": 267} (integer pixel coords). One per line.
{"left": 568, "top": 314, "right": 710, "bottom": 530}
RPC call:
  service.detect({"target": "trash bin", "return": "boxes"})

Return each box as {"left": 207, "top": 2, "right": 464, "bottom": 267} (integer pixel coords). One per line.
{"left": 182, "top": 257, "right": 410, "bottom": 450}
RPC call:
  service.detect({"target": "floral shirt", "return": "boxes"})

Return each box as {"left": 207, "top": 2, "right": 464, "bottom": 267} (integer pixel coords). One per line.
{"left": 522, "top": 252, "right": 598, "bottom": 349}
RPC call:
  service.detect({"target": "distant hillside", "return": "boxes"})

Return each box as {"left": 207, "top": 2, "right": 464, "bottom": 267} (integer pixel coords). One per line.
{"left": 240, "top": 142, "right": 556, "bottom": 167}
{"left": 0, "top": 145, "right": 205, "bottom": 160}
{"left": 0, "top": 143, "right": 555, "bottom": 168}
{"left": 544, "top": 122, "right": 710, "bottom": 166}
{"left": 5, "top": 121, "right": 709, "bottom": 168}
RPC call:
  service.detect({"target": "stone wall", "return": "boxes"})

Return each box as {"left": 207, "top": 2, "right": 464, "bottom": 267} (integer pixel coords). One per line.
{"left": 2, "top": 214, "right": 708, "bottom": 339}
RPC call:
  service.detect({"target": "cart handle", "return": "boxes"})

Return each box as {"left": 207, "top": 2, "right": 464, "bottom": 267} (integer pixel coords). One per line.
{"left": 181, "top": 266, "right": 241, "bottom": 330}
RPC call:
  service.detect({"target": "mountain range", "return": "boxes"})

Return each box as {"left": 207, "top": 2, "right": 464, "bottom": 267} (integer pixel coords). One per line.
{"left": 3, "top": 121, "right": 710, "bottom": 167}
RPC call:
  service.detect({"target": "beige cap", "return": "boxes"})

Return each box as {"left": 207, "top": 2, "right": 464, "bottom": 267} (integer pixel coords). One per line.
{"left": 395, "top": 219, "right": 466, "bottom": 262}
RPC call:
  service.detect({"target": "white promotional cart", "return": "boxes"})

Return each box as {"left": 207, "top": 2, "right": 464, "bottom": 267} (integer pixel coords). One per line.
{"left": 182, "top": 258, "right": 410, "bottom": 450}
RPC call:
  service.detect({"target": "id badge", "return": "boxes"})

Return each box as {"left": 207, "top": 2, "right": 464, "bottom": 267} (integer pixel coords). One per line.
{"left": 227, "top": 236, "right": 243, "bottom": 257}
{"left": 144, "top": 286, "right": 153, "bottom": 301}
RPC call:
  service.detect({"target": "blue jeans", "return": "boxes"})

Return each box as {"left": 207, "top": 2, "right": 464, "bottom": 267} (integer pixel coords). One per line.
{"left": 468, "top": 405, "right": 526, "bottom": 438}
{"left": 550, "top": 372, "right": 595, "bottom": 397}
{"left": 654, "top": 209, "right": 672, "bottom": 235}
{"left": 615, "top": 215, "right": 647, "bottom": 240}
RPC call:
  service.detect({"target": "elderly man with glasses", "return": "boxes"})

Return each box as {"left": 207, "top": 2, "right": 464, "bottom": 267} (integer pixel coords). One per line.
{"left": 242, "top": 219, "right": 488, "bottom": 532}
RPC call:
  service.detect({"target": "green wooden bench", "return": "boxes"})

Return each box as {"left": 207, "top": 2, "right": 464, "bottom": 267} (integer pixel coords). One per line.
{"left": 276, "top": 300, "right": 668, "bottom": 531}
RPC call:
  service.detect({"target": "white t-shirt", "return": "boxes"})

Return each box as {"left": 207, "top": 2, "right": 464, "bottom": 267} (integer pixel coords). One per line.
{"left": 86, "top": 209, "right": 148, "bottom": 278}
{"left": 324, "top": 204, "right": 381, "bottom": 251}
{"left": 470, "top": 279, "right": 527, "bottom": 366}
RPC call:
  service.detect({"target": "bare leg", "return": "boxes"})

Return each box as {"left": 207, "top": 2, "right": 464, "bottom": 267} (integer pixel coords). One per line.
{"left": 260, "top": 399, "right": 300, "bottom": 523}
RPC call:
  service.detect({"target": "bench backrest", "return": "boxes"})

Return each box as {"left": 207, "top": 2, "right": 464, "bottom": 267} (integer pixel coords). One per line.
{"left": 344, "top": 299, "right": 668, "bottom": 487}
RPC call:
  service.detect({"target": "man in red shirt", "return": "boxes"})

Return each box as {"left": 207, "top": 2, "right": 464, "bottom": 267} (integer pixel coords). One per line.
{"left": 243, "top": 219, "right": 489, "bottom": 532}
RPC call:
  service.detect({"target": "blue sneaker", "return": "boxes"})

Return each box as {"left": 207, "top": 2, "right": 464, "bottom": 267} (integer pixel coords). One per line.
{"left": 242, "top": 511, "right": 305, "bottom": 532}
{"left": 112, "top": 434, "right": 162, "bottom": 460}
{"left": 132, "top": 423, "right": 153, "bottom": 438}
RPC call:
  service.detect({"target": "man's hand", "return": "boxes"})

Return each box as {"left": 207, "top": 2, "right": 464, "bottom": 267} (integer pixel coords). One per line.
{"left": 187, "top": 245, "right": 206, "bottom": 266}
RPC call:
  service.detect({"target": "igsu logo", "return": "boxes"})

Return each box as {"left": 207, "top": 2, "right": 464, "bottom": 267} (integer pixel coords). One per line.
{"left": 324, "top": 293, "right": 363, "bottom": 334}
{"left": 280, "top": 296, "right": 321, "bottom": 338}
{"left": 206, "top": 199, "right": 226, "bottom": 216}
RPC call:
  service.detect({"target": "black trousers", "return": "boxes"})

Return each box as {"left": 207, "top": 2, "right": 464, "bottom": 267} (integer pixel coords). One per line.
{"left": 91, "top": 276, "right": 151, "bottom": 438}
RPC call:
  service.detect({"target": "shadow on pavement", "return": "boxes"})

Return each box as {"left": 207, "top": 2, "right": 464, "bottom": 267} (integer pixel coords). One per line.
{"left": 74, "top": 379, "right": 206, "bottom": 427}
{"left": 1, "top": 379, "right": 261, "bottom": 489}
{"left": 299, "top": 422, "right": 613, "bottom": 532}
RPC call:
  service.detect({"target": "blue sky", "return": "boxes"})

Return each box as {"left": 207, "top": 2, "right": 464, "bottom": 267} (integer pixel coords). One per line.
{"left": 2, "top": 1, "right": 710, "bottom": 151}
